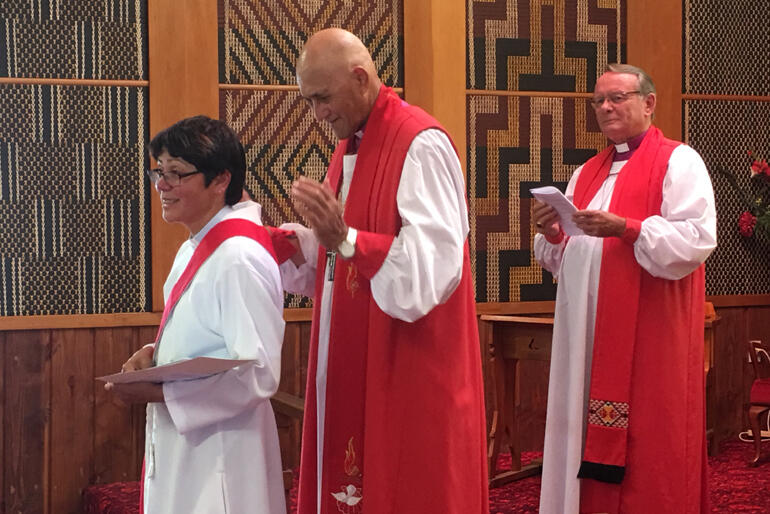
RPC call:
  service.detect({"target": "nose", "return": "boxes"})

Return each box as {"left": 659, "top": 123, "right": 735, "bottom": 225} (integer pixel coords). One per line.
{"left": 311, "top": 100, "right": 329, "bottom": 122}
{"left": 154, "top": 175, "right": 172, "bottom": 192}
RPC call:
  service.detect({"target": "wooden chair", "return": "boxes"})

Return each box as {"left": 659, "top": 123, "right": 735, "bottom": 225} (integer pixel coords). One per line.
{"left": 271, "top": 391, "right": 305, "bottom": 505}
{"left": 746, "top": 340, "right": 770, "bottom": 466}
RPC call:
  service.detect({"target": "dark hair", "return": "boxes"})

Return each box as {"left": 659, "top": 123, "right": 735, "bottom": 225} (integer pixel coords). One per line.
{"left": 148, "top": 115, "right": 246, "bottom": 205}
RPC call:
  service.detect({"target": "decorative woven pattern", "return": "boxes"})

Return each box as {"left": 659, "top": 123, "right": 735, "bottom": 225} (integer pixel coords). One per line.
{"left": 467, "top": 94, "right": 606, "bottom": 302}
{"left": 0, "top": 0, "right": 147, "bottom": 80}
{"left": 684, "top": 0, "right": 770, "bottom": 96}
{"left": 218, "top": 0, "right": 403, "bottom": 87}
{"left": 587, "top": 398, "right": 629, "bottom": 428}
{"left": 221, "top": 89, "right": 337, "bottom": 307}
{"left": 0, "top": 84, "right": 150, "bottom": 315}
{"left": 467, "top": 0, "right": 626, "bottom": 91}
{"left": 685, "top": 100, "right": 770, "bottom": 296}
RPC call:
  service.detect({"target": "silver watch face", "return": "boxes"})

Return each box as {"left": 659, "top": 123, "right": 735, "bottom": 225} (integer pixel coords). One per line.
{"left": 338, "top": 239, "right": 354, "bottom": 259}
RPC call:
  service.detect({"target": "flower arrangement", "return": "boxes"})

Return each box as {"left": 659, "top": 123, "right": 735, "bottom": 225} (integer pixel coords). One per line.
{"left": 718, "top": 151, "right": 770, "bottom": 239}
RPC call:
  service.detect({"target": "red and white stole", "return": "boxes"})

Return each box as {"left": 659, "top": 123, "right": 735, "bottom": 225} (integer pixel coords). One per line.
{"left": 573, "top": 126, "right": 679, "bottom": 483}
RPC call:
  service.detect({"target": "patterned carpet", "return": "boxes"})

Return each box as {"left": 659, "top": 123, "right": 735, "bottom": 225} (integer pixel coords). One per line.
{"left": 485, "top": 439, "right": 770, "bottom": 513}
{"left": 83, "top": 438, "right": 770, "bottom": 513}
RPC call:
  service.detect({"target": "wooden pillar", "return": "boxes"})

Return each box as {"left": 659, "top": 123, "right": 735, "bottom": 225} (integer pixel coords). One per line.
{"left": 403, "top": 0, "right": 467, "bottom": 172}
{"left": 147, "top": 0, "right": 220, "bottom": 310}
{"left": 626, "top": 0, "right": 683, "bottom": 141}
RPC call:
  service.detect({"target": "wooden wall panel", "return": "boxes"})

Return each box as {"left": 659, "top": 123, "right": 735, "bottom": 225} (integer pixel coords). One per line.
{"left": 93, "top": 327, "right": 143, "bottom": 485}
{"left": 147, "top": 0, "right": 219, "bottom": 311}
{"left": 4, "top": 331, "right": 51, "bottom": 514}
{"left": 50, "top": 329, "right": 94, "bottom": 514}
{"left": 626, "top": 0, "right": 682, "bottom": 140}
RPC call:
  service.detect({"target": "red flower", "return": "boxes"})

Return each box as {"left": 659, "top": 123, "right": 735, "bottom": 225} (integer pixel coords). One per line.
{"left": 739, "top": 211, "right": 757, "bottom": 237}
{"left": 751, "top": 159, "right": 764, "bottom": 177}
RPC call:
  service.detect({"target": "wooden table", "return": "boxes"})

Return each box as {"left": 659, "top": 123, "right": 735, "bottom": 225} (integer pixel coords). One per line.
{"left": 482, "top": 315, "right": 553, "bottom": 487}
{"left": 482, "top": 306, "right": 719, "bottom": 488}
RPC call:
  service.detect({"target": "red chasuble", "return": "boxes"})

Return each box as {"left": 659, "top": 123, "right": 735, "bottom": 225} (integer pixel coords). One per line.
{"left": 572, "top": 127, "right": 709, "bottom": 513}
{"left": 296, "top": 86, "right": 489, "bottom": 514}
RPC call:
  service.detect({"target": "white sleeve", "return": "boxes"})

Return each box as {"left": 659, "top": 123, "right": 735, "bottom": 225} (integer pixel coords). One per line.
{"left": 163, "top": 251, "right": 285, "bottom": 434}
{"left": 277, "top": 222, "right": 319, "bottom": 298}
{"left": 369, "top": 129, "right": 469, "bottom": 322}
{"left": 533, "top": 165, "right": 583, "bottom": 275}
{"left": 634, "top": 145, "right": 718, "bottom": 280}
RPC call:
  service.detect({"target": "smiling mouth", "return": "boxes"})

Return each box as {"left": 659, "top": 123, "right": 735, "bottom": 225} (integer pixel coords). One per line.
{"left": 160, "top": 198, "right": 178, "bottom": 207}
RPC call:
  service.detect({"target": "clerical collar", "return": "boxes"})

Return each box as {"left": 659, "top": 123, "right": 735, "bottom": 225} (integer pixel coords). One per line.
{"left": 347, "top": 129, "right": 365, "bottom": 154}
{"left": 613, "top": 129, "right": 648, "bottom": 161}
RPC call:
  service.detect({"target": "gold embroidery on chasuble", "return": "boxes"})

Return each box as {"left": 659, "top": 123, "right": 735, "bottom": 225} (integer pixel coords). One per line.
{"left": 332, "top": 436, "right": 363, "bottom": 513}
{"left": 346, "top": 263, "right": 359, "bottom": 297}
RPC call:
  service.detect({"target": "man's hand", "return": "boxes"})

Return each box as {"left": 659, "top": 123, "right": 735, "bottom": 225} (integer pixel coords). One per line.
{"left": 121, "top": 345, "right": 155, "bottom": 372}
{"left": 291, "top": 176, "right": 348, "bottom": 250}
{"left": 532, "top": 200, "right": 562, "bottom": 238}
{"left": 105, "top": 382, "right": 164, "bottom": 404}
{"left": 572, "top": 210, "right": 626, "bottom": 238}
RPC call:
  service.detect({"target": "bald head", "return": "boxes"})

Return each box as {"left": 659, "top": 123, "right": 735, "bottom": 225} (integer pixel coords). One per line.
{"left": 296, "top": 29, "right": 382, "bottom": 139}
{"left": 298, "top": 29, "right": 376, "bottom": 77}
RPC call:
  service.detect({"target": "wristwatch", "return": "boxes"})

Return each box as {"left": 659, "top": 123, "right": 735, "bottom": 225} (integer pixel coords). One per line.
{"left": 337, "top": 227, "right": 357, "bottom": 259}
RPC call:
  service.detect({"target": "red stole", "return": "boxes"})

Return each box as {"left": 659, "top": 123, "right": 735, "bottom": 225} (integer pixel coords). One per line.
{"left": 297, "top": 86, "right": 489, "bottom": 513}
{"left": 573, "top": 126, "right": 680, "bottom": 483}
{"left": 139, "top": 218, "right": 277, "bottom": 514}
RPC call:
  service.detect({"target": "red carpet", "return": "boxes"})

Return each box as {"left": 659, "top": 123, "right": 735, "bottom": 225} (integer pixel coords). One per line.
{"left": 84, "top": 438, "right": 770, "bottom": 513}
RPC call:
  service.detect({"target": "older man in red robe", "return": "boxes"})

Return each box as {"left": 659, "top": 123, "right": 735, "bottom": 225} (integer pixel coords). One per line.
{"left": 276, "top": 28, "right": 489, "bottom": 514}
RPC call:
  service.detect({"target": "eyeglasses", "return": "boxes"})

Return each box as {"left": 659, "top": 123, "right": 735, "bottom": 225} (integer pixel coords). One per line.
{"left": 146, "top": 168, "right": 202, "bottom": 187}
{"left": 590, "top": 90, "right": 642, "bottom": 108}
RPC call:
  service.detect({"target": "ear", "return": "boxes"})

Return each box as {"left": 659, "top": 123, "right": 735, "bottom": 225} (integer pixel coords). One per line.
{"left": 351, "top": 66, "right": 369, "bottom": 90}
{"left": 644, "top": 93, "right": 656, "bottom": 117}
{"left": 213, "top": 170, "right": 231, "bottom": 194}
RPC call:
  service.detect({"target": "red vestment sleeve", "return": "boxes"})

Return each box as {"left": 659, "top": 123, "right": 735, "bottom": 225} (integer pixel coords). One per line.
{"left": 621, "top": 217, "right": 642, "bottom": 245}
{"left": 268, "top": 227, "right": 298, "bottom": 264}
{"left": 349, "top": 229, "right": 395, "bottom": 280}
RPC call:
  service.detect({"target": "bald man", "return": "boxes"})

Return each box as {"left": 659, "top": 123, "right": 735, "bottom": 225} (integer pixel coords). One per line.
{"left": 277, "top": 29, "right": 489, "bottom": 514}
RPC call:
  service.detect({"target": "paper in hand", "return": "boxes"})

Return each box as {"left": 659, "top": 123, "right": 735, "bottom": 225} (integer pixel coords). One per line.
{"left": 529, "top": 186, "right": 585, "bottom": 236}
{"left": 97, "top": 357, "right": 255, "bottom": 384}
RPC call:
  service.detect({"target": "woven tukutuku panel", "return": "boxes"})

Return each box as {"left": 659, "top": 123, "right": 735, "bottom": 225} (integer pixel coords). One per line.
{"left": 684, "top": 0, "right": 770, "bottom": 96}
{"left": 467, "top": 94, "right": 607, "bottom": 302}
{"left": 220, "top": 88, "right": 337, "bottom": 307}
{"left": 0, "top": 84, "right": 150, "bottom": 315}
{"left": 0, "top": 0, "right": 147, "bottom": 80}
{"left": 685, "top": 100, "right": 770, "bottom": 295}
{"left": 218, "top": 0, "right": 403, "bottom": 87}
{"left": 467, "top": 0, "right": 626, "bottom": 91}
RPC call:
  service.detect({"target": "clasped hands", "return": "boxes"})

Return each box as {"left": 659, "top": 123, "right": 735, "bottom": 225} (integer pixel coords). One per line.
{"left": 291, "top": 176, "right": 349, "bottom": 251}
{"left": 532, "top": 200, "right": 625, "bottom": 238}
{"left": 104, "top": 345, "right": 164, "bottom": 404}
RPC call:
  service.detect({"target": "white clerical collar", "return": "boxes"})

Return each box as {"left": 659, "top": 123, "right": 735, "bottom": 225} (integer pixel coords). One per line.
{"left": 192, "top": 204, "right": 232, "bottom": 243}
{"left": 614, "top": 142, "right": 630, "bottom": 152}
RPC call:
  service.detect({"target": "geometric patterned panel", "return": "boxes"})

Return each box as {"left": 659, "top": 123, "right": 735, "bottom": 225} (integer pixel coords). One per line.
{"left": 685, "top": 100, "right": 770, "bottom": 296}
{"left": 0, "top": 84, "right": 150, "bottom": 315}
{"left": 684, "top": 0, "right": 770, "bottom": 96}
{"left": 467, "top": 0, "right": 626, "bottom": 91}
{"left": 467, "top": 94, "right": 606, "bottom": 302}
{"left": 0, "top": 0, "right": 147, "bottom": 80}
{"left": 218, "top": 0, "right": 403, "bottom": 87}
{"left": 220, "top": 89, "right": 337, "bottom": 307}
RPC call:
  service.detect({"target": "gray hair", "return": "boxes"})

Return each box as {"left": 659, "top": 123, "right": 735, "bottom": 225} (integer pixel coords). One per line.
{"left": 606, "top": 63, "right": 656, "bottom": 96}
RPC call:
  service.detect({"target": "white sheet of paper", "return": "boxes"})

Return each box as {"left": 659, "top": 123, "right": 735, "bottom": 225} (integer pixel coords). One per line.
{"left": 97, "top": 357, "right": 254, "bottom": 384}
{"left": 529, "top": 186, "right": 585, "bottom": 236}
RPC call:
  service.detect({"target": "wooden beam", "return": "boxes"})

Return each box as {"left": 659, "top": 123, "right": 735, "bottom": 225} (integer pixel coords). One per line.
{"left": 0, "top": 309, "right": 312, "bottom": 331}
{"left": 626, "top": 0, "right": 682, "bottom": 141}
{"left": 403, "top": 0, "right": 467, "bottom": 173}
{"left": 147, "top": 0, "right": 219, "bottom": 311}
